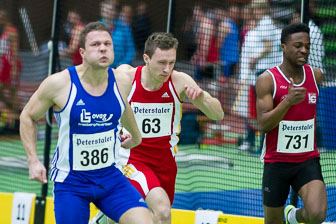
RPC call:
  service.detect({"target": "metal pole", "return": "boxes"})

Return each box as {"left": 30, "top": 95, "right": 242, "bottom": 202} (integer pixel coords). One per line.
{"left": 301, "top": 0, "right": 310, "bottom": 24}
{"left": 300, "top": 0, "right": 304, "bottom": 22}
{"left": 166, "top": 0, "right": 172, "bottom": 33}
{"left": 34, "top": 0, "right": 60, "bottom": 223}
{"left": 42, "top": 0, "right": 60, "bottom": 198}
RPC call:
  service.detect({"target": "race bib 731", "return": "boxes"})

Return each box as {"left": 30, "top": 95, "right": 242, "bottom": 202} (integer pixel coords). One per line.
{"left": 277, "top": 119, "right": 315, "bottom": 154}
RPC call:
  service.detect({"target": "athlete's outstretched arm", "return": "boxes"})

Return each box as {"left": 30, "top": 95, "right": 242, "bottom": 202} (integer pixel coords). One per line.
{"left": 175, "top": 72, "right": 224, "bottom": 120}
{"left": 20, "top": 72, "right": 68, "bottom": 183}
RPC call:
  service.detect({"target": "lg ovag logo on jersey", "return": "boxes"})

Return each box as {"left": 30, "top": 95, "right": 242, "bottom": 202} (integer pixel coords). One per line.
{"left": 79, "top": 109, "right": 113, "bottom": 126}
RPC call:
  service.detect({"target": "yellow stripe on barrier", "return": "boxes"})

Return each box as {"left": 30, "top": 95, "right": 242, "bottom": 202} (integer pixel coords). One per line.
{"left": 218, "top": 213, "right": 264, "bottom": 224}
{"left": 172, "top": 208, "right": 264, "bottom": 224}
{"left": 0, "top": 192, "right": 265, "bottom": 224}
{"left": 172, "top": 208, "right": 196, "bottom": 223}
{"left": 0, "top": 193, "right": 13, "bottom": 224}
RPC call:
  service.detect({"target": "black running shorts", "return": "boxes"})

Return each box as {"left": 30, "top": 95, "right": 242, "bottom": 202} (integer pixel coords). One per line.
{"left": 262, "top": 157, "right": 324, "bottom": 207}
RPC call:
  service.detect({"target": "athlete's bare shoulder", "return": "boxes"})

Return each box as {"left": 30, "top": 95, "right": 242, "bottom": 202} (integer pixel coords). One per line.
{"left": 312, "top": 67, "right": 323, "bottom": 85}
{"left": 171, "top": 69, "right": 197, "bottom": 85}
{"left": 40, "top": 69, "right": 71, "bottom": 97}
{"left": 256, "top": 70, "right": 274, "bottom": 95}
{"left": 31, "top": 69, "right": 71, "bottom": 111}
{"left": 171, "top": 70, "right": 198, "bottom": 98}
{"left": 116, "top": 64, "right": 137, "bottom": 80}
{"left": 114, "top": 64, "right": 137, "bottom": 95}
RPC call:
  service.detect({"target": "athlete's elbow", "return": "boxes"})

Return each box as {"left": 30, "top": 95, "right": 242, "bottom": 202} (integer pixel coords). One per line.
{"left": 216, "top": 111, "right": 225, "bottom": 120}
{"left": 19, "top": 109, "right": 31, "bottom": 127}
{"left": 132, "top": 131, "right": 142, "bottom": 147}
{"left": 134, "top": 135, "right": 142, "bottom": 147}
{"left": 258, "top": 121, "right": 272, "bottom": 133}
{"left": 208, "top": 111, "right": 224, "bottom": 121}
{"left": 259, "top": 126, "right": 269, "bottom": 133}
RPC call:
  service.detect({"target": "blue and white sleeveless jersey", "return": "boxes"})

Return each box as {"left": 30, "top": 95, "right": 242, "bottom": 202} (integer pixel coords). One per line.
{"left": 50, "top": 66, "right": 125, "bottom": 182}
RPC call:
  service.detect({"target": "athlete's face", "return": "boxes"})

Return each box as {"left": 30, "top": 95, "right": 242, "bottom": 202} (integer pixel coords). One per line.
{"left": 144, "top": 47, "right": 176, "bottom": 82}
{"left": 80, "top": 30, "right": 114, "bottom": 68}
{"left": 282, "top": 32, "right": 310, "bottom": 67}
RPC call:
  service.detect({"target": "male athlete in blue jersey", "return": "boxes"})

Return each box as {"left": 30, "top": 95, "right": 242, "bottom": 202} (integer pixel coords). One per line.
{"left": 20, "top": 22, "right": 152, "bottom": 224}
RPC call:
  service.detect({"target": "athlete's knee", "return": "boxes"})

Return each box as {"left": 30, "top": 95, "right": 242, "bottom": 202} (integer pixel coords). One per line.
{"left": 307, "top": 208, "right": 327, "bottom": 224}
{"left": 152, "top": 204, "right": 171, "bottom": 223}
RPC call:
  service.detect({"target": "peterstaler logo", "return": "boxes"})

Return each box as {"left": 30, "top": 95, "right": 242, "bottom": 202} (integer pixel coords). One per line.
{"left": 308, "top": 93, "right": 317, "bottom": 104}
{"left": 281, "top": 123, "right": 313, "bottom": 131}
{"left": 133, "top": 106, "right": 170, "bottom": 114}
{"left": 80, "top": 109, "right": 113, "bottom": 125}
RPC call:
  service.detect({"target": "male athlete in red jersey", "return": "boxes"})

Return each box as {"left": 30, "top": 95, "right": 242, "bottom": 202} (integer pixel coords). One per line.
{"left": 256, "top": 22, "right": 327, "bottom": 224}
{"left": 90, "top": 32, "right": 223, "bottom": 224}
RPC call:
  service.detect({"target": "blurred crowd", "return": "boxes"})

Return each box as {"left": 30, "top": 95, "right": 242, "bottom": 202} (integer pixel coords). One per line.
{"left": 179, "top": 0, "right": 325, "bottom": 153}
{"left": 0, "top": 0, "right": 325, "bottom": 145}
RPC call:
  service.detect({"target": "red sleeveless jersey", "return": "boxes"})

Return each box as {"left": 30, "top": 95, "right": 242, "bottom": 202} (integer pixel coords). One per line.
{"left": 262, "top": 65, "right": 320, "bottom": 163}
{"left": 118, "top": 66, "right": 182, "bottom": 165}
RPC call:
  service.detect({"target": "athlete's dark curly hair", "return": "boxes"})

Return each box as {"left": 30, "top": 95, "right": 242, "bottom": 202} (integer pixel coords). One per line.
{"left": 281, "top": 22, "right": 310, "bottom": 44}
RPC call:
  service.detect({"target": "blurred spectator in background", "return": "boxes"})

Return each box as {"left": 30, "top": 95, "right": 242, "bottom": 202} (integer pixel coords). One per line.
{"left": 250, "top": 0, "right": 282, "bottom": 76}
{"left": 100, "top": 0, "right": 135, "bottom": 68}
{"left": 0, "top": 10, "right": 22, "bottom": 132}
{"left": 120, "top": 4, "right": 132, "bottom": 26}
{"left": 100, "top": 0, "right": 118, "bottom": 30}
{"left": 189, "top": 9, "right": 221, "bottom": 143}
{"left": 309, "top": 0, "right": 323, "bottom": 27}
{"left": 190, "top": 11, "right": 217, "bottom": 82}
{"left": 234, "top": 3, "right": 260, "bottom": 153}
{"left": 218, "top": 4, "right": 240, "bottom": 80}
{"left": 291, "top": 5, "right": 325, "bottom": 72}
{"left": 132, "top": 1, "right": 152, "bottom": 62}
{"left": 60, "top": 10, "right": 85, "bottom": 65}
{"left": 181, "top": 4, "right": 204, "bottom": 61}
{"left": 217, "top": 4, "right": 240, "bottom": 113}
{"left": 241, "top": 3, "right": 256, "bottom": 46}
{"left": 237, "top": 0, "right": 282, "bottom": 153}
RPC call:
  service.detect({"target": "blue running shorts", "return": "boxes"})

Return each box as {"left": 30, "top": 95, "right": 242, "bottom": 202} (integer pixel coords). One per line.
{"left": 54, "top": 166, "right": 147, "bottom": 224}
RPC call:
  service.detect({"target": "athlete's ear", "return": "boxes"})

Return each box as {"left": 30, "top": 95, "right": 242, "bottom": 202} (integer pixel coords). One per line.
{"left": 143, "top": 54, "right": 150, "bottom": 64}
{"left": 281, "top": 43, "right": 286, "bottom": 53}
{"left": 79, "top": 47, "right": 85, "bottom": 59}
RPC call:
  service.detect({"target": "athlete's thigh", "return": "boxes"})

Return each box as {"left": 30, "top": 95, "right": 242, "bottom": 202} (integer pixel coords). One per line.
{"left": 95, "top": 173, "right": 147, "bottom": 223}
{"left": 54, "top": 183, "right": 91, "bottom": 224}
{"left": 155, "top": 161, "right": 177, "bottom": 204}
{"left": 291, "top": 158, "right": 324, "bottom": 193}
{"left": 262, "top": 163, "right": 291, "bottom": 207}
{"left": 298, "top": 180, "right": 327, "bottom": 215}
